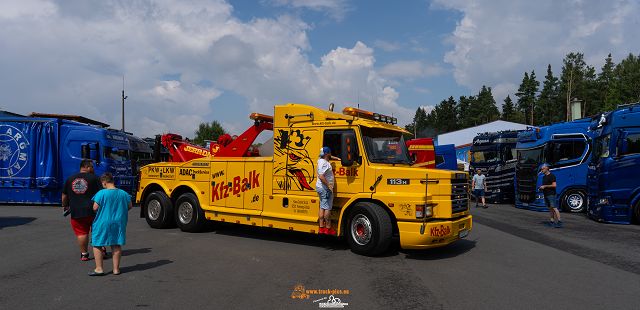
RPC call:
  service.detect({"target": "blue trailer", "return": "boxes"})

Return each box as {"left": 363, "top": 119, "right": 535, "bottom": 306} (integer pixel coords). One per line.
{"left": 587, "top": 103, "right": 640, "bottom": 224}
{"left": 470, "top": 131, "right": 520, "bottom": 203}
{"left": 435, "top": 144, "right": 457, "bottom": 170}
{"left": 0, "top": 115, "right": 135, "bottom": 204}
{"left": 514, "top": 119, "right": 593, "bottom": 212}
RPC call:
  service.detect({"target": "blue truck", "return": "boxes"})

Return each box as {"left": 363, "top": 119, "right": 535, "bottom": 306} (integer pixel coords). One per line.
{"left": 435, "top": 144, "right": 457, "bottom": 170}
{"left": 587, "top": 103, "right": 640, "bottom": 224}
{"left": 514, "top": 119, "right": 593, "bottom": 212}
{"left": 470, "top": 131, "right": 520, "bottom": 203}
{"left": 0, "top": 113, "right": 136, "bottom": 204}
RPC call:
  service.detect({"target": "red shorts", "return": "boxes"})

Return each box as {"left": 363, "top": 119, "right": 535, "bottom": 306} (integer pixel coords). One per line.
{"left": 70, "top": 216, "right": 94, "bottom": 236}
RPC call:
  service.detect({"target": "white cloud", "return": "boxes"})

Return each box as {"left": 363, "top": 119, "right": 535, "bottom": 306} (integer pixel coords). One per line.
{"left": 379, "top": 61, "right": 446, "bottom": 79}
{"left": 0, "top": 0, "right": 412, "bottom": 138}
{"left": 433, "top": 0, "right": 640, "bottom": 104}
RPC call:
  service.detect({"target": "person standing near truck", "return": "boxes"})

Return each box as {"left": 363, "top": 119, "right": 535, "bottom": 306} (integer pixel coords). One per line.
{"left": 89, "top": 172, "right": 133, "bottom": 276}
{"left": 316, "top": 147, "right": 336, "bottom": 235}
{"left": 472, "top": 169, "right": 487, "bottom": 208}
{"left": 540, "top": 164, "right": 562, "bottom": 228}
{"left": 62, "top": 159, "right": 104, "bottom": 261}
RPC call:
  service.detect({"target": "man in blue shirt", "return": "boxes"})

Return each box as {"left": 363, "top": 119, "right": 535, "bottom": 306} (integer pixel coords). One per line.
{"left": 472, "top": 169, "right": 487, "bottom": 208}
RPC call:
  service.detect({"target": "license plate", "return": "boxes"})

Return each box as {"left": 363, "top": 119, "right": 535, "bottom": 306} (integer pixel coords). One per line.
{"left": 522, "top": 203, "right": 529, "bottom": 206}
{"left": 459, "top": 229, "right": 469, "bottom": 238}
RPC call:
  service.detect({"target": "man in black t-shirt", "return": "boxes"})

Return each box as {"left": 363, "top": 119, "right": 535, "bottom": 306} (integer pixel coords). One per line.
{"left": 62, "top": 159, "right": 103, "bottom": 261}
{"left": 539, "top": 164, "right": 562, "bottom": 228}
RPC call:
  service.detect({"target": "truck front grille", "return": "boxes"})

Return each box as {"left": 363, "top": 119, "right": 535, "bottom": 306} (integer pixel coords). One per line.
{"left": 516, "top": 165, "right": 537, "bottom": 203}
{"left": 451, "top": 178, "right": 469, "bottom": 213}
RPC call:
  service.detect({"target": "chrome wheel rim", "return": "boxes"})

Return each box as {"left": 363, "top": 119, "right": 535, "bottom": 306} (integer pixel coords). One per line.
{"left": 351, "top": 214, "right": 372, "bottom": 246}
{"left": 568, "top": 193, "right": 584, "bottom": 210}
{"left": 147, "top": 200, "right": 161, "bottom": 221}
{"left": 178, "top": 202, "right": 194, "bottom": 224}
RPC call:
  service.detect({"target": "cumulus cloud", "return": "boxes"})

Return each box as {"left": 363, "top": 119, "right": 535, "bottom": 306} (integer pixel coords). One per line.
{"left": 373, "top": 39, "right": 401, "bottom": 52}
{"left": 433, "top": 0, "right": 640, "bottom": 105}
{"left": 379, "top": 61, "right": 446, "bottom": 79}
{"left": 0, "top": 0, "right": 411, "bottom": 138}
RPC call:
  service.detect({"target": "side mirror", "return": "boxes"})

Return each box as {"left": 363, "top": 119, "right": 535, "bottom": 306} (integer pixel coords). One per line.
{"left": 341, "top": 132, "right": 357, "bottom": 167}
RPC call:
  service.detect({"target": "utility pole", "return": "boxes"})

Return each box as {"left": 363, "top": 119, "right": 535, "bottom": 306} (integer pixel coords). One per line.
{"left": 122, "top": 76, "right": 128, "bottom": 131}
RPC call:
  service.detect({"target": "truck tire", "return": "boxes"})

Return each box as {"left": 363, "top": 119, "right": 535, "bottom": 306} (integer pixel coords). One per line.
{"left": 633, "top": 200, "right": 640, "bottom": 224}
{"left": 175, "top": 193, "right": 206, "bottom": 232}
{"left": 144, "top": 191, "right": 174, "bottom": 229}
{"left": 561, "top": 189, "right": 586, "bottom": 213}
{"left": 346, "top": 202, "right": 392, "bottom": 256}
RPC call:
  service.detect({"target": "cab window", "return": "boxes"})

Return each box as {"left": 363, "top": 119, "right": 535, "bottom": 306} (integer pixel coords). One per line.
{"left": 323, "top": 129, "right": 359, "bottom": 162}
{"left": 549, "top": 140, "right": 586, "bottom": 166}
{"left": 622, "top": 133, "right": 640, "bottom": 156}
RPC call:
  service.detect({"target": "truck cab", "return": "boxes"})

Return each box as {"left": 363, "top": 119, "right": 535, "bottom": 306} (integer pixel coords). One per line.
{"left": 0, "top": 116, "right": 136, "bottom": 204}
{"left": 136, "top": 103, "right": 472, "bottom": 256}
{"left": 514, "top": 120, "right": 593, "bottom": 212}
{"left": 587, "top": 103, "right": 640, "bottom": 224}
{"left": 470, "top": 131, "right": 519, "bottom": 203}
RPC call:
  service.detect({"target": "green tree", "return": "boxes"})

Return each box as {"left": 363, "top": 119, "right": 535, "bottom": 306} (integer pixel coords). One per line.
{"left": 598, "top": 53, "right": 617, "bottom": 111}
{"left": 536, "top": 64, "right": 560, "bottom": 125}
{"left": 501, "top": 95, "right": 521, "bottom": 123}
{"left": 193, "top": 120, "right": 227, "bottom": 146}
{"left": 475, "top": 85, "right": 500, "bottom": 123}
{"left": 559, "top": 52, "right": 596, "bottom": 120}
{"left": 516, "top": 71, "right": 539, "bottom": 125}
{"left": 613, "top": 53, "right": 640, "bottom": 107}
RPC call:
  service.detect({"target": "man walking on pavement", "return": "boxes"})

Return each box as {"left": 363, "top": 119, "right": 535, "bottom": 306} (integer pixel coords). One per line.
{"left": 472, "top": 169, "right": 488, "bottom": 208}
{"left": 62, "top": 159, "right": 106, "bottom": 260}
{"left": 540, "top": 164, "right": 562, "bottom": 228}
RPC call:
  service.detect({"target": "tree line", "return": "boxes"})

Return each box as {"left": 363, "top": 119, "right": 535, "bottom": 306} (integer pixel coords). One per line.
{"left": 406, "top": 52, "right": 640, "bottom": 138}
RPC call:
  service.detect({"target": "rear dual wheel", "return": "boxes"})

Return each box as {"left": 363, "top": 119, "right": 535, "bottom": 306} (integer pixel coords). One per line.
{"left": 175, "top": 193, "right": 206, "bottom": 232}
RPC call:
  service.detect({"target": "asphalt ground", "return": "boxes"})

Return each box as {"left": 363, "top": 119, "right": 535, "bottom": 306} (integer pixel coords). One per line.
{"left": 0, "top": 204, "right": 639, "bottom": 310}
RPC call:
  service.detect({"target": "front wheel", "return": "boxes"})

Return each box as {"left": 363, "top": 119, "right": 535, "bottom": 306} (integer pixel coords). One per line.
{"left": 633, "top": 200, "right": 640, "bottom": 224}
{"left": 175, "top": 193, "right": 206, "bottom": 232}
{"left": 346, "top": 202, "right": 392, "bottom": 256}
{"left": 562, "top": 189, "right": 586, "bottom": 213}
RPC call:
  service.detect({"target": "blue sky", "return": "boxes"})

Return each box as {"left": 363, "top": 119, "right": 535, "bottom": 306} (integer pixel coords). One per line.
{"left": 0, "top": 0, "right": 638, "bottom": 138}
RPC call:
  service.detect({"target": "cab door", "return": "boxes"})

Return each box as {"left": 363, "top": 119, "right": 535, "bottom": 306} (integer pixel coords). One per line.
{"left": 322, "top": 129, "right": 364, "bottom": 194}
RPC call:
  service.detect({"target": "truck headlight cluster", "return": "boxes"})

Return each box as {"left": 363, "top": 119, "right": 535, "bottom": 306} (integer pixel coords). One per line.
{"left": 598, "top": 197, "right": 611, "bottom": 205}
{"left": 415, "top": 205, "right": 434, "bottom": 218}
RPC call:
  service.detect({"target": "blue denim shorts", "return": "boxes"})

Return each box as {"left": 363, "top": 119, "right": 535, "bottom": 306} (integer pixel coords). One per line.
{"left": 544, "top": 195, "right": 557, "bottom": 209}
{"left": 316, "top": 186, "right": 333, "bottom": 210}
{"left": 473, "top": 189, "right": 485, "bottom": 197}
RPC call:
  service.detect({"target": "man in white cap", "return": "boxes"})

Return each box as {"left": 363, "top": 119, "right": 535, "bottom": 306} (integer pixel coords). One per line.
{"left": 316, "top": 146, "right": 336, "bottom": 235}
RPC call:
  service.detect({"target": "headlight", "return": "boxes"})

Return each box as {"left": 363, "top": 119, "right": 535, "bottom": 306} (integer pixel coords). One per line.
{"left": 415, "top": 205, "right": 434, "bottom": 218}
{"left": 494, "top": 188, "right": 501, "bottom": 193}
{"left": 598, "top": 197, "right": 610, "bottom": 205}
{"left": 455, "top": 173, "right": 467, "bottom": 179}
{"left": 536, "top": 194, "right": 544, "bottom": 200}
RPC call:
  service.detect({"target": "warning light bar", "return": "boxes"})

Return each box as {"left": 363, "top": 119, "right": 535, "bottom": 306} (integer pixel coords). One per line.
{"left": 342, "top": 107, "right": 397, "bottom": 125}
{"left": 249, "top": 113, "right": 274, "bottom": 123}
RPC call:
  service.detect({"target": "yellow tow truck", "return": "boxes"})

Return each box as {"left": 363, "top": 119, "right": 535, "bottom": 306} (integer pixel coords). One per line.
{"left": 136, "top": 103, "right": 472, "bottom": 256}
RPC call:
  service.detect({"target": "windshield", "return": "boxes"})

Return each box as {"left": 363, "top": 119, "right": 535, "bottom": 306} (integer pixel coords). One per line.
{"left": 104, "top": 147, "right": 130, "bottom": 161}
{"left": 361, "top": 127, "right": 411, "bottom": 164}
{"left": 593, "top": 134, "right": 610, "bottom": 160}
{"left": 471, "top": 146, "right": 500, "bottom": 163}
{"left": 517, "top": 146, "right": 545, "bottom": 165}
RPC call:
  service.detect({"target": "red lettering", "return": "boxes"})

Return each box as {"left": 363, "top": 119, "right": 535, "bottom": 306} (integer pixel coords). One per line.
{"left": 212, "top": 183, "right": 220, "bottom": 202}
{"left": 251, "top": 170, "right": 260, "bottom": 188}
{"left": 233, "top": 176, "right": 241, "bottom": 195}
{"left": 223, "top": 184, "right": 229, "bottom": 198}
{"left": 242, "top": 178, "right": 248, "bottom": 192}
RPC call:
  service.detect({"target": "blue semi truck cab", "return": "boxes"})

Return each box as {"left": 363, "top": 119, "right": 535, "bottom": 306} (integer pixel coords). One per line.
{"left": 514, "top": 119, "right": 593, "bottom": 212}
{"left": 587, "top": 103, "right": 640, "bottom": 224}
{"left": 0, "top": 115, "right": 135, "bottom": 204}
{"left": 470, "top": 131, "right": 519, "bottom": 203}
{"left": 435, "top": 144, "right": 457, "bottom": 170}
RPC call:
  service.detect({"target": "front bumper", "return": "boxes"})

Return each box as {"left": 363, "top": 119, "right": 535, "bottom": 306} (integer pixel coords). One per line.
{"left": 398, "top": 215, "right": 472, "bottom": 249}
{"left": 587, "top": 202, "right": 632, "bottom": 225}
